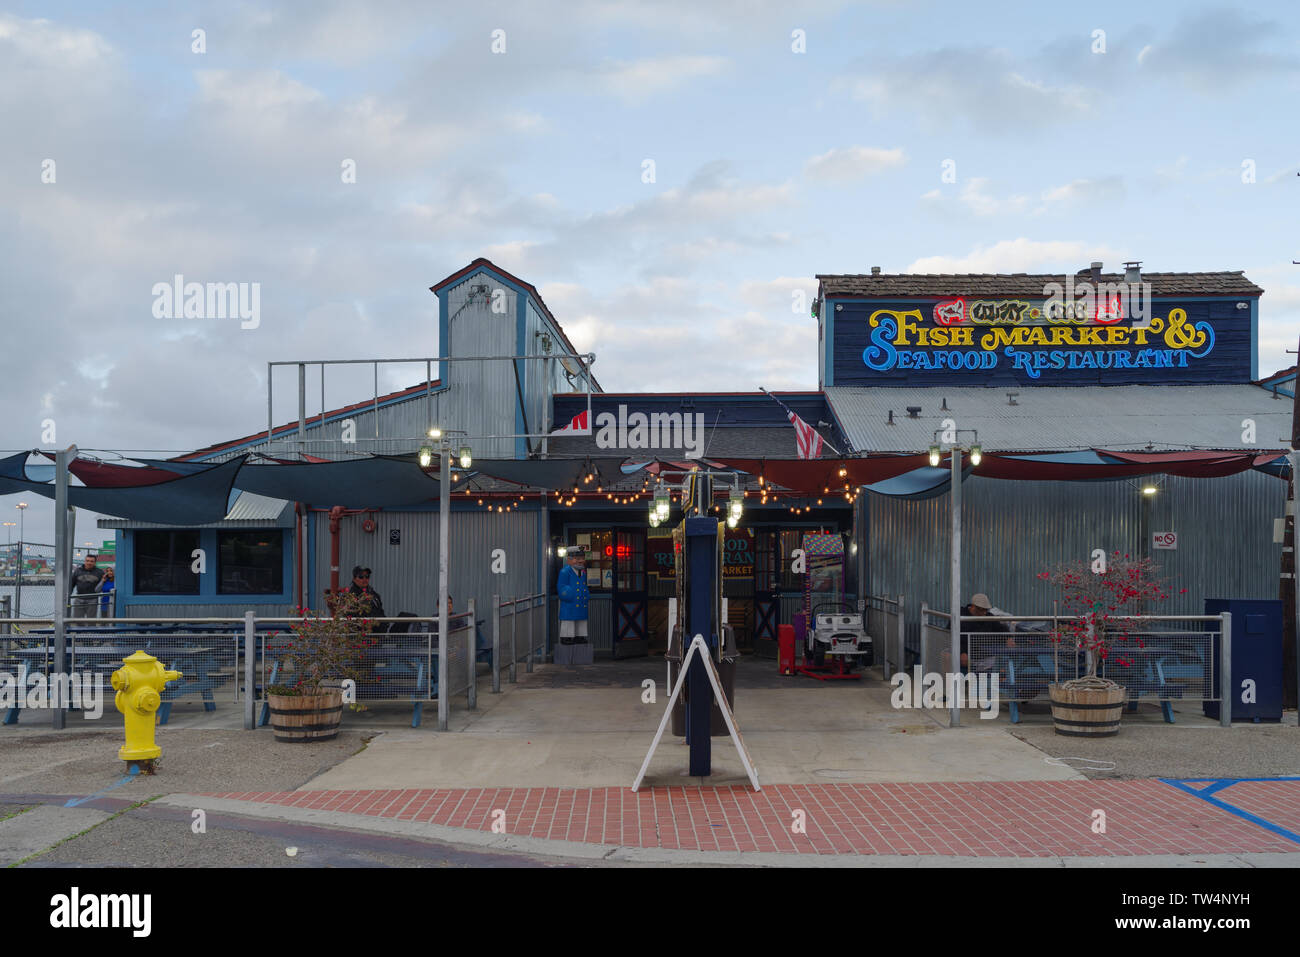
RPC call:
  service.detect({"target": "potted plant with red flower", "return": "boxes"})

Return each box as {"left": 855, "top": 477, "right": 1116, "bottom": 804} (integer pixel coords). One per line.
{"left": 265, "top": 590, "right": 378, "bottom": 742}
{"left": 1037, "top": 552, "right": 1176, "bottom": 736}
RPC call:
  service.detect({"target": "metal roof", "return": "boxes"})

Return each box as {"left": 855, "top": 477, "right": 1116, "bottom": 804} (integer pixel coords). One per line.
{"left": 824, "top": 384, "right": 1291, "bottom": 453}
{"left": 546, "top": 424, "right": 843, "bottom": 461}
{"left": 97, "top": 491, "right": 295, "bottom": 529}
{"left": 816, "top": 271, "right": 1262, "bottom": 298}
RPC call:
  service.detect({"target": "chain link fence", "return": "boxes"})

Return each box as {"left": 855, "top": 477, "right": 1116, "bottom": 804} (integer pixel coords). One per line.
{"left": 916, "top": 605, "right": 1226, "bottom": 722}
{"left": 2, "top": 611, "right": 488, "bottom": 729}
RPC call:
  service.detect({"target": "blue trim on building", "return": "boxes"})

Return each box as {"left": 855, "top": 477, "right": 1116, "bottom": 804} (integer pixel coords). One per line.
{"left": 437, "top": 285, "right": 450, "bottom": 388}
{"left": 516, "top": 285, "right": 528, "bottom": 460}
{"left": 117, "top": 528, "right": 294, "bottom": 607}
{"left": 824, "top": 298, "right": 836, "bottom": 388}
{"left": 306, "top": 513, "right": 316, "bottom": 611}
{"left": 1250, "top": 298, "right": 1259, "bottom": 381}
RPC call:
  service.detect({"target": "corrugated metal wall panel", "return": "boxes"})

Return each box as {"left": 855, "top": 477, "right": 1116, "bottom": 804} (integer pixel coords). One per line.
{"left": 868, "top": 470, "right": 1284, "bottom": 655}
{"left": 311, "top": 508, "right": 541, "bottom": 621}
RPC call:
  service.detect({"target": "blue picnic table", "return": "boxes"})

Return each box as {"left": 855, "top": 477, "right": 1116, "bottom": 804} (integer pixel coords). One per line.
{"left": 257, "top": 617, "right": 487, "bottom": 729}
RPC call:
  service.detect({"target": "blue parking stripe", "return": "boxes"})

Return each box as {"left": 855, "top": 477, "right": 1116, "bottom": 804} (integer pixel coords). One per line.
{"left": 1161, "top": 777, "right": 1300, "bottom": 845}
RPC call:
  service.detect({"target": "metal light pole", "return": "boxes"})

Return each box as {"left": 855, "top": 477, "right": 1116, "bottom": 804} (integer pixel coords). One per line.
{"left": 950, "top": 447, "right": 962, "bottom": 728}
{"left": 14, "top": 503, "right": 27, "bottom": 619}
{"left": 437, "top": 443, "right": 450, "bottom": 732}
{"left": 53, "top": 447, "right": 77, "bottom": 729}
{"left": 931, "top": 431, "right": 980, "bottom": 728}
{"left": 422, "top": 429, "right": 470, "bottom": 732}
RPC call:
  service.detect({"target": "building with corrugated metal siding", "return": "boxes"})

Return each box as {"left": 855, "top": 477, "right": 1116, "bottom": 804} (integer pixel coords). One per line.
{"left": 100, "top": 259, "right": 1292, "bottom": 696}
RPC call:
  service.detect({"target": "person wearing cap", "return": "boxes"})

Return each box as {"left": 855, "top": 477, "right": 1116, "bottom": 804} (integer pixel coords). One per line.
{"left": 348, "top": 565, "right": 386, "bottom": 618}
{"left": 557, "top": 549, "right": 589, "bottom": 645}
{"left": 960, "top": 592, "right": 1014, "bottom": 671}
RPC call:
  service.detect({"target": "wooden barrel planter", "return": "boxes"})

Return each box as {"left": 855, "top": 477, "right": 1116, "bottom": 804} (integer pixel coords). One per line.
{"left": 267, "top": 689, "right": 344, "bottom": 742}
{"left": 1048, "top": 681, "right": 1125, "bottom": 737}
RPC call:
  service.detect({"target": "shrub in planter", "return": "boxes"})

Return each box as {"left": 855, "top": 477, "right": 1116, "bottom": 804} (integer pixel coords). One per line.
{"left": 1038, "top": 553, "right": 1181, "bottom": 736}
{"left": 266, "top": 591, "right": 378, "bottom": 742}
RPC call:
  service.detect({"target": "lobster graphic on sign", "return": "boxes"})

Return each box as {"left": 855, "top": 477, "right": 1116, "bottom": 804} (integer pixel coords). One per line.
{"left": 933, "top": 297, "right": 966, "bottom": 326}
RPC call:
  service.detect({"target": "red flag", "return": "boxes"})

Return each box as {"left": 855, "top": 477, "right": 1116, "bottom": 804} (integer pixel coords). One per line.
{"left": 788, "top": 410, "right": 824, "bottom": 460}
{"left": 553, "top": 410, "right": 591, "bottom": 435}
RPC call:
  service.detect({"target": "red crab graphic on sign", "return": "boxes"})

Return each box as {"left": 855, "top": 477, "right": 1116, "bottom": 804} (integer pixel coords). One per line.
{"left": 933, "top": 297, "right": 966, "bottom": 326}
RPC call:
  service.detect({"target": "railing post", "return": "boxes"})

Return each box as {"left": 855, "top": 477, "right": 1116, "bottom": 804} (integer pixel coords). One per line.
{"left": 509, "top": 598, "right": 517, "bottom": 684}
{"left": 1219, "top": 611, "right": 1232, "bottom": 728}
{"left": 525, "top": 596, "right": 534, "bottom": 674}
{"left": 492, "top": 594, "right": 501, "bottom": 693}
{"left": 243, "top": 611, "right": 255, "bottom": 730}
{"left": 894, "top": 594, "right": 903, "bottom": 679}
{"left": 919, "top": 600, "right": 928, "bottom": 677}
{"left": 466, "top": 599, "right": 477, "bottom": 709}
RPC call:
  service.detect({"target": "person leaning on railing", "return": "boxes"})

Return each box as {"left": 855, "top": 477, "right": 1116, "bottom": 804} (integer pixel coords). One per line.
{"left": 68, "top": 553, "right": 105, "bottom": 618}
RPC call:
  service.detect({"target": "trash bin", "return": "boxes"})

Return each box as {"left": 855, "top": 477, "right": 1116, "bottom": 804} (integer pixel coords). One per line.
{"left": 778, "top": 623, "right": 797, "bottom": 676}
{"left": 1203, "top": 598, "right": 1283, "bottom": 722}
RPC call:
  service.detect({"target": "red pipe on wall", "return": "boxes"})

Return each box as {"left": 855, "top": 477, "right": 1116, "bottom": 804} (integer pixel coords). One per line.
{"left": 294, "top": 502, "right": 305, "bottom": 611}
{"left": 328, "top": 505, "right": 346, "bottom": 598}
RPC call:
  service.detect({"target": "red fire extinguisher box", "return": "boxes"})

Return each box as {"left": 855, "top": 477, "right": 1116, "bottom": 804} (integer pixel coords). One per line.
{"left": 778, "top": 624, "right": 797, "bottom": 676}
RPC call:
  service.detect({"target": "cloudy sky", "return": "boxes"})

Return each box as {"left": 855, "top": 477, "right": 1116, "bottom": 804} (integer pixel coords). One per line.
{"left": 2, "top": 0, "right": 1299, "bottom": 542}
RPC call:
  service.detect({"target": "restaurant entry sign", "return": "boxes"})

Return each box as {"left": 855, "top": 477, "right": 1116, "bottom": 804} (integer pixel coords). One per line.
{"left": 833, "top": 292, "right": 1251, "bottom": 387}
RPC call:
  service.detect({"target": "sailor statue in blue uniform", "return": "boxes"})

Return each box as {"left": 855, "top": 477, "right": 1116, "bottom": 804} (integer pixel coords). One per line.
{"left": 557, "top": 548, "right": 590, "bottom": 645}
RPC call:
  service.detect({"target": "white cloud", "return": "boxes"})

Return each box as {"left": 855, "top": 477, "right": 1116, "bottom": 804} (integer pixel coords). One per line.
{"left": 599, "top": 54, "right": 729, "bottom": 101}
{"left": 804, "top": 146, "right": 905, "bottom": 182}
{"left": 843, "top": 46, "right": 1094, "bottom": 130}
{"left": 0, "top": 14, "right": 112, "bottom": 65}
{"left": 1036, "top": 176, "right": 1124, "bottom": 208}
{"left": 905, "top": 239, "right": 1127, "bottom": 274}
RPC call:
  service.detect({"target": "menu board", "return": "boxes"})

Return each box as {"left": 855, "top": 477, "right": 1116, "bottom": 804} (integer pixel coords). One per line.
{"left": 649, "top": 527, "right": 753, "bottom": 580}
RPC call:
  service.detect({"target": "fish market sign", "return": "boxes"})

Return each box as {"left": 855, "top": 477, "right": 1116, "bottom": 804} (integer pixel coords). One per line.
{"left": 862, "top": 305, "right": 1215, "bottom": 380}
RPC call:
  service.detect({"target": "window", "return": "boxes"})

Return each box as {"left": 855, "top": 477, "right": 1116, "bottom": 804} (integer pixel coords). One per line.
{"left": 218, "top": 531, "right": 284, "bottom": 595}
{"left": 582, "top": 530, "right": 613, "bottom": 590}
{"left": 134, "top": 531, "right": 201, "bottom": 595}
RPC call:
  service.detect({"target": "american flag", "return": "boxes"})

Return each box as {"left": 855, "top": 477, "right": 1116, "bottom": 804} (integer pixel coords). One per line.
{"left": 788, "top": 410, "right": 824, "bottom": 460}
{"left": 552, "top": 409, "right": 591, "bottom": 434}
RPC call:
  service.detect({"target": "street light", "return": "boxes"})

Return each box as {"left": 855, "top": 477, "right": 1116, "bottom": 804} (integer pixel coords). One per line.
{"left": 929, "top": 429, "right": 982, "bottom": 728}
{"left": 424, "top": 426, "right": 471, "bottom": 731}
{"left": 654, "top": 486, "right": 670, "bottom": 521}
{"left": 727, "top": 486, "right": 743, "bottom": 529}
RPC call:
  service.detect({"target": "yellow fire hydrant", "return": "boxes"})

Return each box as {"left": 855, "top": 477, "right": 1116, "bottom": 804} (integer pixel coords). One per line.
{"left": 112, "top": 650, "right": 181, "bottom": 766}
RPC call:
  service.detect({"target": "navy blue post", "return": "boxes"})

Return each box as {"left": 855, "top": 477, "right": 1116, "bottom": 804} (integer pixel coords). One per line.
{"left": 684, "top": 516, "right": 719, "bottom": 776}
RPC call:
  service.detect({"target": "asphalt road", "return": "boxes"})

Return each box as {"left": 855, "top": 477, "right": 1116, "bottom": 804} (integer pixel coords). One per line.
{"left": 8, "top": 797, "right": 655, "bottom": 868}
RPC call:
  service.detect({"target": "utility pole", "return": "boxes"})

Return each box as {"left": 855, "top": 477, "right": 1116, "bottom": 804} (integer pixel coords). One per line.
{"left": 1286, "top": 337, "right": 1300, "bottom": 714}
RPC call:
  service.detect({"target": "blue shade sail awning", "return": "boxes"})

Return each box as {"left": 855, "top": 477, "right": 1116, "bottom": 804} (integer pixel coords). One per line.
{"left": 864, "top": 465, "right": 972, "bottom": 500}
{"left": 1, "top": 456, "right": 246, "bottom": 524}
{"left": 234, "top": 455, "right": 441, "bottom": 508}
{"left": 463, "top": 457, "right": 634, "bottom": 490}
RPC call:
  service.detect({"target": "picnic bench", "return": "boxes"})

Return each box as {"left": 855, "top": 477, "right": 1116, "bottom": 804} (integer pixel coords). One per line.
{"left": 256, "top": 616, "right": 486, "bottom": 729}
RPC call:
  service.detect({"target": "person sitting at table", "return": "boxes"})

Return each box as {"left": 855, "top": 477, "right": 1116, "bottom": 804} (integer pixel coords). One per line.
{"left": 941, "top": 592, "right": 1014, "bottom": 673}
{"left": 348, "top": 566, "right": 386, "bottom": 618}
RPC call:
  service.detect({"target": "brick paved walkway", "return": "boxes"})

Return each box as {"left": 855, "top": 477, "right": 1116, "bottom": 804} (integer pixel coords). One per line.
{"left": 200, "top": 778, "right": 1300, "bottom": 857}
